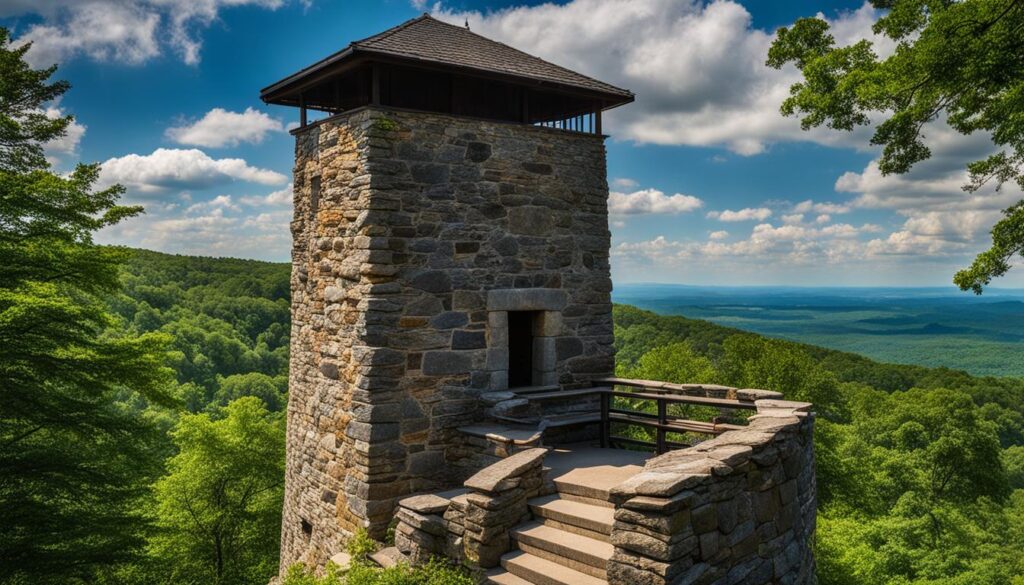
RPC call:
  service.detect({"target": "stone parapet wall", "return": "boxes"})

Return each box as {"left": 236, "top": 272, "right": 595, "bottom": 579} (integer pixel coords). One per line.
{"left": 606, "top": 399, "right": 816, "bottom": 585}
{"left": 394, "top": 448, "right": 549, "bottom": 567}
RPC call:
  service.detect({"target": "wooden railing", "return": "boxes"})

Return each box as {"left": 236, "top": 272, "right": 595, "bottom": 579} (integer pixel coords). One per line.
{"left": 598, "top": 388, "right": 753, "bottom": 453}
{"left": 512, "top": 378, "right": 763, "bottom": 455}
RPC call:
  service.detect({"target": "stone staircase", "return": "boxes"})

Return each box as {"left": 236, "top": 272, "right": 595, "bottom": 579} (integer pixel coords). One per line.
{"left": 485, "top": 450, "right": 638, "bottom": 585}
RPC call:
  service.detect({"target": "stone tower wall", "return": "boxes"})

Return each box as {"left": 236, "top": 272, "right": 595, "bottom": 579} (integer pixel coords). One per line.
{"left": 280, "top": 108, "right": 616, "bottom": 570}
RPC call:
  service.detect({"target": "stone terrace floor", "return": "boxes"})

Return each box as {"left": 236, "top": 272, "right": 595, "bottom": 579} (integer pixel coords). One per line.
{"left": 545, "top": 444, "right": 651, "bottom": 500}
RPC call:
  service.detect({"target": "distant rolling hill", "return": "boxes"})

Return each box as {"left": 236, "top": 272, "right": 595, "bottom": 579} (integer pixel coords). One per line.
{"left": 613, "top": 283, "right": 1024, "bottom": 378}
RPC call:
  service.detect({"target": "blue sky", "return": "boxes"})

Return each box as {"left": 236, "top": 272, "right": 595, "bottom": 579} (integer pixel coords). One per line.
{"left": 5, "top": 0, "right": 1021, "bottom": 287}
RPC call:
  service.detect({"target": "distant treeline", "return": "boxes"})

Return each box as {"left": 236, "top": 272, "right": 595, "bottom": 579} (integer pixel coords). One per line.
{"left": 614, "top": 289, "right": 1024, "bottom": 378}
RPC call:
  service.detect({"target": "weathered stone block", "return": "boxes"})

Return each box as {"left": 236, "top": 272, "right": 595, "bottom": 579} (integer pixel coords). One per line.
{"left": 400, "top": 493, "right": 452, "bottom": 515}
{"left": 486, "top": 288, "right": 568, "bottom": 311}
{"left": 408, "top": 450, "right": 445, "bottom": 476}
{"left": 465, "top": 142, "right": 491, "bottom": 162}
{"left": 410, "top": 163, "right": 449, "bottom": 184}
{"left": 409, "top": 270, "right": 452, "bottom": 293}
{"left": 345, "top": 422, "right": 400, "bottom": 443}
{"left": 691, "top": 504, "right": 718, "bottom": 534}
{"left": 430, "top": 311, "right": 469, "bottom": 329}
{"left": 421, "top": 351, "right": 475, "bottom": 375}
{"left": 396, "top": 508, "right": 447, "bottom": 536}
{"left": 464, "top": 448, "right": 546, "bottom": 493}
{"left": 452, "top": 330, "right": 486, "bottom": 349}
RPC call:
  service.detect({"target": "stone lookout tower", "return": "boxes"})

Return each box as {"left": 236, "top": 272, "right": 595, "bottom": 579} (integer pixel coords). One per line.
{"left": 262, "top": 14, "right": 634, "bottom": 567}
{"left": 263, "top": 16, "right": 817, "bottom": 585}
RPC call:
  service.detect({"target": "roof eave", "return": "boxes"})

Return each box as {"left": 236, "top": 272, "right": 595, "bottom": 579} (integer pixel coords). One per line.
{"left": 260, "top": 45, "right": 359, "bottom": 103}
{"left": 603, "top": 93, "right": 636, "bottom": 111}
{"left": 262, "top": 48, "right": 633, "bottom": 110}
{"left": 356, "top": 48, "right": 634, "bottom": 105}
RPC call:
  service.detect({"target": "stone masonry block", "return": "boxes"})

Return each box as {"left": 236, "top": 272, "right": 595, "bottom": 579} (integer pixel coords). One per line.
{"left": 486, "top": 288, "right": 568, "bottom": 311}
{"left": 532, "top": 311, "right": 563, "bottom": 337}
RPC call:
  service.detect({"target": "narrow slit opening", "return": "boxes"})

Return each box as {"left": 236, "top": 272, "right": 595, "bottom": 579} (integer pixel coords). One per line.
{"left": 507, "top": 311, "right": 538, "bottom": 388}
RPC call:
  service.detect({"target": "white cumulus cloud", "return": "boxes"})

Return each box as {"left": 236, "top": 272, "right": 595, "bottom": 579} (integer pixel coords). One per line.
{"left": 98, "top": 148, "right": 287, "bottom": 195}
{"left": 9, "top": 0, "right": 293, "bottom": 67}
{"left": 239, "top": 183, "right": 294, "bottom": 207}
{"left": 707, "top": 207, "right": 772, "bottom": 222}
{"left": 40, "top": 105, "right": 86, "bottom": 165}
{"left": 793, "top": 199, "right": 851, "bottom": 214}
{"left": 834, "top": 119, "right": 1021, "bottom": 254}
{"left": 97, "top": 193, "right": 291, "bottom": 260}
{"left": 609, "top": 188, "right": 703, "bottom": 215}
{"left": 614, "top": 220, "right": 892, "bottom": 271}
{"left": 166, "top": 108, "right": 285, "bottom": 148}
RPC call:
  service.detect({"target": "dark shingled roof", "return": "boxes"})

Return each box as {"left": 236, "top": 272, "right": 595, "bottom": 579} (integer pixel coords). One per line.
{"left": 261, "top": 14, "right": 633, "bottom": 107}
{"left": 352, "top": 14, "right": 632, "bottom": 99}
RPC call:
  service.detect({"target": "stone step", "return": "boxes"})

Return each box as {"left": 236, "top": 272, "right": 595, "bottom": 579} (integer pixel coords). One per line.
{"left": 528, "top": 494, "right": 613, "bottom": 541}
{"left": 500, "top": 550, "right": 607, "bottom": 585}
{"left": 556, "top": 491, "right": 614, "bottom": 509}
{"left": 506, "top": 384, "right": 562, "bottom": 395}
{"left": 458, "top": 424, "right": 543, "bottom": 446}
{"left": 552, "top": 471, "right": 620, "bottom": 504}
{"left": 510, "top": 521, "right": 612, "bottom": 579}
{"left": 518, "top": 387, "right": 609, "bottom": 401}
{"left": 540, "top": 413, "right": 601, "bottom": 428}
{"left": 485, "top": 567, "right": 534, "bottom": 585}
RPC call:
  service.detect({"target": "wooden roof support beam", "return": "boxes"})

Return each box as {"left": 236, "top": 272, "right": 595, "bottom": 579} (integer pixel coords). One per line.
{"left": 371, "top": 63, "right": 380, "bottom": 105}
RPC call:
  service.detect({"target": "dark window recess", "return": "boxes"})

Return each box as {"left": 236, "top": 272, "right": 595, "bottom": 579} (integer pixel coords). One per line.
{"left": 309, "top": 176, "right": 321, "bottom": 220}
{"left": 452, "top": 76, "right": 522, "bottom": 122}
{"left": 300, "top": 518, "right": 313, "bottom": 540}
{"left": 507, "top": 311, "right": 537, "bottom": 388}
{"left": 382, "top": 65, "right": 452, "bottom": 113}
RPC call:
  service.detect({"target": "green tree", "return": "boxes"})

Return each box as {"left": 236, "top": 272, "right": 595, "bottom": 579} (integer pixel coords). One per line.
{"left": 0, "top": 29, "right": 173, "bottom": 583}
{"left": 148, "top": 397, "right": 285, "bottom": 585}
{"left": 617, "top": 342, "right": 718, "bottom": 384}
{"left": 1004, "top": 445, "right": 1024, "bottom": 490}
{"left": 213, "top": 372, "right": 287, "bottom": 412}
{"left": 718, "top": 334, "right": 845, "bottom": 420}
{"left": 766, "top": 0, "right": 1024, "bottom": 293}
{"left": 819, "top": 387, "right": 1013, "bottom": 584}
